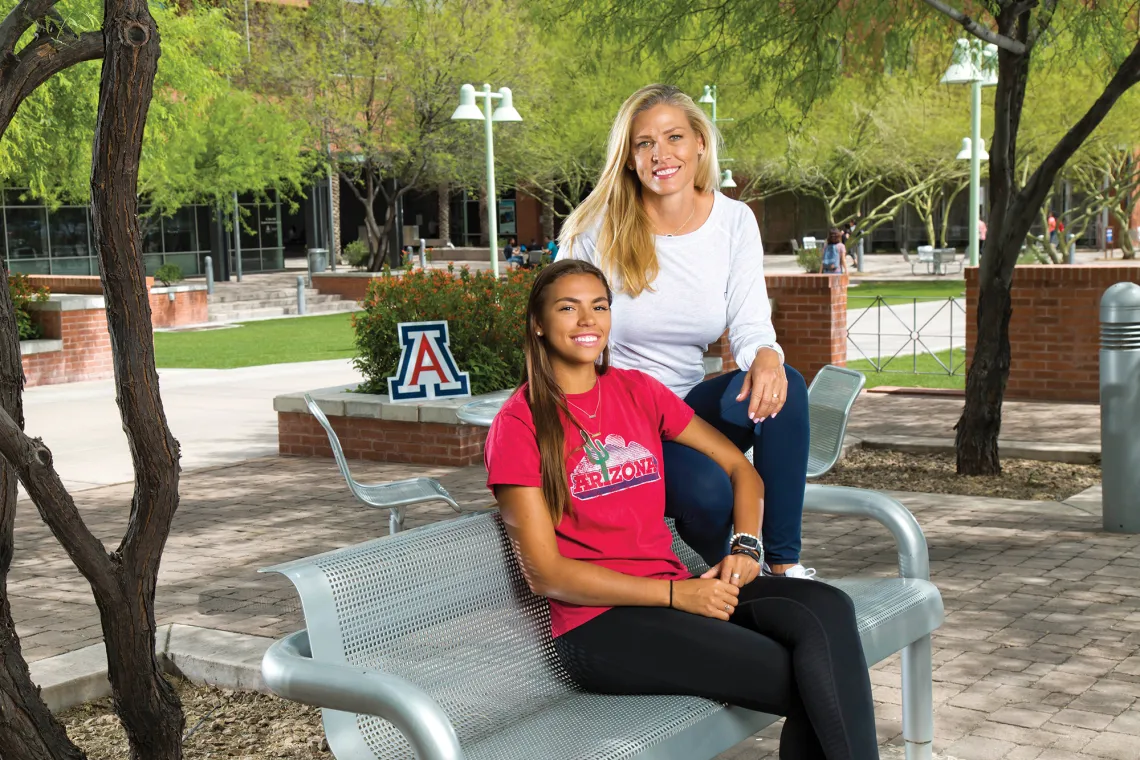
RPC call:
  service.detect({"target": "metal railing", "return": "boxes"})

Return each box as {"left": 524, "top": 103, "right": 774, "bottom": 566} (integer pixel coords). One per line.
{"left": 846, "top": 296, "right": 967, "bottom": 376}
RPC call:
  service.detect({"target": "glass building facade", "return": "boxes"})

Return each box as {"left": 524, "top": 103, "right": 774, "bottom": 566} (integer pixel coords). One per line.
{"left": 1, "top": 189, "right": 285, "bottom": 277}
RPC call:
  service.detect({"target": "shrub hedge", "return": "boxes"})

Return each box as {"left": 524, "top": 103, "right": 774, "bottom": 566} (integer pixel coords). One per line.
{"left": 353, "top": 265, "right": 537, "bottom": 396}
{"left": 9, "top": 274, "right": 49, "bottom": 340}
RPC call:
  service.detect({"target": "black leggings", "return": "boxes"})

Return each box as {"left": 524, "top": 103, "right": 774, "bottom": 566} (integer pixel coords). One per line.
{"left": 554, "top": 578, "right": 879, "bottom": 760}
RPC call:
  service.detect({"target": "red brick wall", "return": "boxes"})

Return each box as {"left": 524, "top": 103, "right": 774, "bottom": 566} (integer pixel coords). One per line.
{"left": 27, "top": 275, "right": 156, "bottom": 294}
{"left": 149, "top": 289, "right": 207, "bottom": 328}
{"left": 22, "top": 307, "right": 113, "bottom": 387}
{"left": 965, "top": 266, "right": 1140, "bottom": 402}
{"left": 26, "top": 275, "right": 204, "bottom": 327}
{"left": 278, "top": 411, "right": 488, "bottom": 467}
{"left": 704, "top": 274, "right": 848, "bottom": 384}
{"left": 312, "top": 275, "right": 374, "bottom": 302}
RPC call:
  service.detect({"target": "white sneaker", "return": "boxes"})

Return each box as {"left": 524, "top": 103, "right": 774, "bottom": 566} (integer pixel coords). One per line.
{"left": 762, "top": 562, "right": 818, "bottom": 579}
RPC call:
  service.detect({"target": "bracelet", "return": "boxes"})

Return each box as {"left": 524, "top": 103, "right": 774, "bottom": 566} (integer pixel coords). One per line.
{"left": 731, "top": 547, "right": 762, "bottom": 564}
{"left": 668, "top": 580, "right": 674, "bottom": 609}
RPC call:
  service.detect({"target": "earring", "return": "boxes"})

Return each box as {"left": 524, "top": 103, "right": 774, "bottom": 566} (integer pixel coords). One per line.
{"left": 537, "top": 331, "right": 543, "bottom": 336}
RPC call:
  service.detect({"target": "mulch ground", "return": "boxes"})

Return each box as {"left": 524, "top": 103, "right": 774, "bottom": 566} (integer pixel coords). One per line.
{"left": 817, "top": 447, "right": 1100, "bottom": 502}
{"left": 60, "top": 678, "right": 958, "bottom": 759}
{"left": 62, "top": 678, "right": 329, "bottom": 759}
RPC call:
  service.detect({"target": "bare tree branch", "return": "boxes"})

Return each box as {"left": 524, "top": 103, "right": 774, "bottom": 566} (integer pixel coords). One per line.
{"left": 0, "top": 0, "right": 57, "bottom": 60}
{"left": 1019, "top": 38, "right": 1140, "bottom": 228}
{"left": 0, "top": 406, "right": 116, "bottom": 591}
{"left": 919, "top": 0, "right": 1027, "bottom": 54}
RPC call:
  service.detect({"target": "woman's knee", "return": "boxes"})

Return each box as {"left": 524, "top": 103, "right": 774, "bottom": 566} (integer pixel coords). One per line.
{"left": 793, "top": 581, "right": 858, "bottom": 625}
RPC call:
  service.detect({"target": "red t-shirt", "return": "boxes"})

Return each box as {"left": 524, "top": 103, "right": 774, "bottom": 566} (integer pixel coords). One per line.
{"left": 484, "top": 367, "right": 695, "bottom": 637}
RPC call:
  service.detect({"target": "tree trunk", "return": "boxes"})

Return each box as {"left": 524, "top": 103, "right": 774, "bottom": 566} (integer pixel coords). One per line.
{"left": 0, "top": 272, "right": 84, "bottom": 760}
{"left": 437, "top": 182, "right": 450, "bottom": 244}
{"left": 955, "top": 257, "right": 1012, "bottom": 474}
{"left": 88, "top": 1, "right": 185, "bottom": 757}
{"left": 0, "top": 2, "right": 106, "bottom": 758}
{"left": 540, "top": 188, "right": 554, "bottom": 239}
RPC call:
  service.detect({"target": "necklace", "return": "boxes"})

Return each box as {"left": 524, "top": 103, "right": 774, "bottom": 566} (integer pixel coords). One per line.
{"left": 661, "top": 204, "right": 696, "bottom": 237}
{"left": 566, "top": 381, "right": 602, "bottom": 420}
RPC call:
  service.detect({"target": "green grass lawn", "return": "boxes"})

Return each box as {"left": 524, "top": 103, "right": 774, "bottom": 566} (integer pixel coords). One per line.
{"left": 154, "top": 312, "right": 358, "bottom": 369}
{"left": 847, "top": 280, "right": 965, "bottom": 305}
{"left": 847, "top": 347, "right": 966, "bottom": 390}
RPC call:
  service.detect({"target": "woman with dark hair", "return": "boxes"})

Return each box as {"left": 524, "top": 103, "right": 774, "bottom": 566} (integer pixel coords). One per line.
{"left": 484, "top": 258, "right": 880, "bottom": 760}
{"left": 558, "top": 84, "right": 813, "bottom": 577}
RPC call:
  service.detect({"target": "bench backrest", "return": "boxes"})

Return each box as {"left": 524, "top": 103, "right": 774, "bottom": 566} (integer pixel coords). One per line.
{"left": 916, "top": 245, "right": 934, "bottom": 261}
{"left": 265, "top": 512, "right": 707, "bottom": 758}
{"left": 806, "top": 366, "right": 866, "bottom": 478}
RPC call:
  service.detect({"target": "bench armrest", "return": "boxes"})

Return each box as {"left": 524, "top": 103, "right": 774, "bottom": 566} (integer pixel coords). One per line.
{"left": 262, "top": 631, "right": 465, "bottom": 760}
{"left": 803, "top": 485, "right": 931, "bottom": 581}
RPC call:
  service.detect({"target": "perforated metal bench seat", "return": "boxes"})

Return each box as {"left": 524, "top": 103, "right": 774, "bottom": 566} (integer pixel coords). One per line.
{"left": 262, "top": 485, "right": 944, "bottom": 760}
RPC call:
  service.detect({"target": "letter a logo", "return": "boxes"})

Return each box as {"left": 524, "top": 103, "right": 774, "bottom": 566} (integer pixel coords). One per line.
{"left": 387, "top": 321, "right": 471, "bottom": 402}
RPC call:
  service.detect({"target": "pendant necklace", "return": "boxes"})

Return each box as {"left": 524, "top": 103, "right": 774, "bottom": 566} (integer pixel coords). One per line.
{"left": 566, "top": 382, "right": 603, "bottom": 438}
{"left": 661, "top": 204, "right": 696, "bottom": 237}
{"left": 566, "top": 381, "right": 602, "bottom": 420}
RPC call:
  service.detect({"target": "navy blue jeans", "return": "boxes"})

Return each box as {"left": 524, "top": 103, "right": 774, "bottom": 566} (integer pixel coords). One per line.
{"left": 663, "top": 366, "right": 810, "bottom": 567}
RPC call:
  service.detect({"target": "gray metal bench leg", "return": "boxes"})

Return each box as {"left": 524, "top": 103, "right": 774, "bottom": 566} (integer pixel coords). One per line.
{"left": 389, "top": 507, "right": 406, "bottom": 535}
{"left": 902, "top": 634, "right": 934, "bottom": 760}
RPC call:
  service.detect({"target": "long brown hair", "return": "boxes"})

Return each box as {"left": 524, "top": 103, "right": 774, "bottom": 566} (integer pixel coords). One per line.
{"left": 558, "top": 84, "right": 722, "bottom": 297}
{"left": 523, "top": 259, "right": 612, "bottom": 524}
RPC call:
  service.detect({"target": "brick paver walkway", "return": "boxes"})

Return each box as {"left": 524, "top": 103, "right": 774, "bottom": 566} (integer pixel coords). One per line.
{"left": 12, "top": 456, "right": 1137, "bottom": 759}
{"left": 848, "top": 393, "right": 1100, "bottom": 447}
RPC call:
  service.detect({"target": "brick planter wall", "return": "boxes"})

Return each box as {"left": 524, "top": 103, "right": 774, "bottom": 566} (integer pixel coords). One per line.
{"left": 703, "top": 274, "right": 848, "bottom": 384}
{"left": 311, "top": 272, "right": 378, "bottom": 302}
{"left": 278, "top": 412, "right": 487, "bottom": 467}
{"left": 21, "top": 296, "right": 113, "bottom": 387}
{"left": 150, "top": 286, "right": 208, "bottom": 328}
{"left": 965, "top": 265, "right": 1140, "bottom": 402}
{"left": 26, "top": 274, "right": 206, "bottom": 328}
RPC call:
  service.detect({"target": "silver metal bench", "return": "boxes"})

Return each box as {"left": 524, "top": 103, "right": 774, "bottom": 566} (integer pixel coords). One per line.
{"left": 744, "top": 364, "right": 865, "bottom": 478}
{"left": 303, "top": 393, "right": 466, "bottom": 535}
{"left": 261, "top": 484, "right": 943, "bottom": 760}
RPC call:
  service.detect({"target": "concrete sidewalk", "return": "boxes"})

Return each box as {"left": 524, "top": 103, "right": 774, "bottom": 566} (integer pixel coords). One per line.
{"left": 848, "top": 393, "right": 1100, "bottom": 450}
{"left": 22, "top": 359, "right": 362, "bottom": 493}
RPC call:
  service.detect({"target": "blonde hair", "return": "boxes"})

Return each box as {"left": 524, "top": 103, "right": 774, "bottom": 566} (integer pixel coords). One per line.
{"left": 559, "top": 84, "right": 722, "bottom": 297}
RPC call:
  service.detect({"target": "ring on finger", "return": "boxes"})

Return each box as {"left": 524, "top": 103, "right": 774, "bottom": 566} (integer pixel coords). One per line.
{"left": 731, "top": 572, "right": 741, "bottom": 579}
{"left": 724, "top": 604, "right": 731, "bottom": 613}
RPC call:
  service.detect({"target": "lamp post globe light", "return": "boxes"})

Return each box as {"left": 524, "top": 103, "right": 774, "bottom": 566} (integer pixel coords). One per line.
{"left": 451, "top": 83, "right": 523, "bottom": 278}
{"left": 942, "top": 38, "right": 998, "bottom": 267}
{"left": 697, "top": 85, "right": 741, "bottom": 191}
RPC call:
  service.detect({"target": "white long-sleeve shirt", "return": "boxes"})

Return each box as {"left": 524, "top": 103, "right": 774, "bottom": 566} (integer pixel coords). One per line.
{"left": 559, "top": 191, "right": 783, "bottom": 399}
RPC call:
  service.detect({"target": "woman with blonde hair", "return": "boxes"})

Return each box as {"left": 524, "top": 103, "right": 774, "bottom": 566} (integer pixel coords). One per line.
{"left": 558, "top": 84, "right": 813, "bottom": 577}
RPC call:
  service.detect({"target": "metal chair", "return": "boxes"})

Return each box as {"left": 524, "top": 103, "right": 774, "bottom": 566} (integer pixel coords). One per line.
{"left": 303, "top": 393, "right": 463, "bottom": 535}
{"left": 745, "top": 364, "right": 866, "bottom": 479}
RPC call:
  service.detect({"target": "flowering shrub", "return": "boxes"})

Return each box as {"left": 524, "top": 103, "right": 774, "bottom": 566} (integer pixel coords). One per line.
{"left": 353, "top": 265, "right": 538, "bottom": 396}
{"left": 9, "top": 273, "right": 49, "bottom": 340}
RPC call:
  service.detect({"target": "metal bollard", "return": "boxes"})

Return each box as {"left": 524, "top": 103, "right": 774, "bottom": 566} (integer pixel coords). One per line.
{"left": 1100, "top": 281, "right": 1140, "bottom": 533}
{"left": 296, "top": 275, "right": 307, "bottom": 316}
{"left": 419, "top": 237, "right": 427, "bottom": 269}
{"left": 204, "top": 256, "right": 214, "bottom": 295}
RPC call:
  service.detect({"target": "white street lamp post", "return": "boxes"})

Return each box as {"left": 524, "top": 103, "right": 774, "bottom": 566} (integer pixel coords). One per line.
{"left": 451, "top": 83, "right": 522, "bottom": 278}
{"left": 698, "top": 85, "right": 737, "bottom": 190}
{"left": 942, "top": 38, "right": 998, "bottom": 267}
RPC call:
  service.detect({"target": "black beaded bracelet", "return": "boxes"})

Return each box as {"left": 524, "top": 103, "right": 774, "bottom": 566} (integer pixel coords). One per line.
{"left": 731, "top": 547, "right": 762, "bottom": 564}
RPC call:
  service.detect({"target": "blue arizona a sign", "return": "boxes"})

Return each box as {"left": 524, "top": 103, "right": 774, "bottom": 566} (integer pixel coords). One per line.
{"left": 387, "top": 321, "right": 471, "bottom": 402}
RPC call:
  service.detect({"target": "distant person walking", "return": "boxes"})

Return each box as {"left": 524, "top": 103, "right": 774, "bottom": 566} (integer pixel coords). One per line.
{"left": 1048, "top": 212, "right": 1058, "bottom": 246}
{"left": 820, "top": 228, "right": 846, "bottom": 274}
